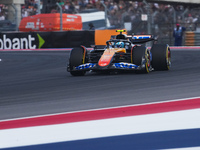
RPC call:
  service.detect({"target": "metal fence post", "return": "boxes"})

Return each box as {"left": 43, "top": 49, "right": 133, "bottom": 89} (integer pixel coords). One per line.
{"left": 38, "top": 0, "right": 41, "bottom": 14}
{"left": 143, "top": 0, "right": 152, "bottom": 47}
{"left": 143, "top": 0, "right": 151, "bottom": 35}
{"left": 172, "top": 6, "right": 176, "bottom": 24}
{"left": 56, "top": 2, "right": 63, "bottom": 31}
{"left": 11, "top": 4, "right": 18, "bottom": 31}
{"left": 101, "top": 1, "right": 108, "bottom": 28}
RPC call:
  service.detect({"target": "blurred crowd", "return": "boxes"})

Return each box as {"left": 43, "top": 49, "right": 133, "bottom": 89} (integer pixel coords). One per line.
{"left": 103, "top": 1, "right": 200, "bottom": 31}
{"left": 0, "top": 0, "right": 200, "bottom": 31}
{"left": 0, "top": 4, "right": 7, "bottom": 21}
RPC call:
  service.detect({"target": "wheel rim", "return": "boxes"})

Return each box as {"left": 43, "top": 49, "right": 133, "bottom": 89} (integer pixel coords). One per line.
{"left": 145, "top": 49, "right": 150, "bottom": 73}
{"left": 147, "top": 52, "right": 151, "bottom": 67}
{"left": 166, "top": 48, "right": 171, "bottom": 70}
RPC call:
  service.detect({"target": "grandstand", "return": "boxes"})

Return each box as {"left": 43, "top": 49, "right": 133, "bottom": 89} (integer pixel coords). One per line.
{"left": 146, "top": 0, "right": 200, "bottom": 4}
{"left": 125, "top": 0, "right": 200, "bottom": 6}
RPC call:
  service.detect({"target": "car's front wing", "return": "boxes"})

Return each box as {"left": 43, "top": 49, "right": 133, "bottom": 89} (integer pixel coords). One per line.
{"left": 68, "top": 62, "right": 145, "bottom": 72}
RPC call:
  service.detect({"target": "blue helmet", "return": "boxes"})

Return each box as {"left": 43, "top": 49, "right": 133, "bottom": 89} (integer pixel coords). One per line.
{"left": 115, "top": 42, "right": 124, "bottom": 48}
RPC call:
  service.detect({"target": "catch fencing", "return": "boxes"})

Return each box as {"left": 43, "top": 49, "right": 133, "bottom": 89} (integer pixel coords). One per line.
{"left": 130, "top": 22, "right": 200, "bottom": 46}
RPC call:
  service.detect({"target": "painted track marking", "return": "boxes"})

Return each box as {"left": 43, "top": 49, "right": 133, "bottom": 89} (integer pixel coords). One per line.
{"left": 0, "top": 97, "right": 200, "bottom": 130}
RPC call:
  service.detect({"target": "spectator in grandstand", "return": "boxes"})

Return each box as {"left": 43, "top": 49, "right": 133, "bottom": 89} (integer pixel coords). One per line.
{"left": 0, "top": 4, "right": 2, "bottom": 13}
{"left": 0, "top": 12, "right": 5, "bottom": 20}
{"left": 85, "top": 0, "right": 95, "bottom": 9}
{"left": 63, "top": 1, "right": 75, "bottom": 14}
{"left": 88, "top": 22, "right": 95, "bottom": 30}
{"left": 58, "top": 0, "right": 65, "bottom": 6}
{"left": 21, "top": 9, "right": 29, "bottom": 18}
{"left": 73, "top": 1, "right": 80, "bottom": 13}
{"left": 51, "top": 8, "right": 58, "bottom": 13}
{"left": 77, "top": 0, "right": 87, "bottom": 11}
{"left": 173, "top": 23, "right": 186, "bottom": 46}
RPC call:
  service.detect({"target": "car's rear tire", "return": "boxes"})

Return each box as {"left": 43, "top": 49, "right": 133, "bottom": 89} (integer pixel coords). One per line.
{"left": 69, "top": 47, "right": 86, "bottom": 76}
{"left": 132, "top": 46, "right": 151, "bottom": 73}
{"left": 151, "top": 44, "right": 171, "bottom": 71}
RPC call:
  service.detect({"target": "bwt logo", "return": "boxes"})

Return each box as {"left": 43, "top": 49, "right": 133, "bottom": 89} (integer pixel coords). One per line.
{"left": 0, "top": 34, "right": 45, "bottom": 49}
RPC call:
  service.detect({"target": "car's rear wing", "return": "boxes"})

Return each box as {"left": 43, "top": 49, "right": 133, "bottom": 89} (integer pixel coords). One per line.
{"left": 110, "top": 34, "right": 156, "bottom": 44}
{"left": 130, "top": 35, "right": 156, "bottom": 44}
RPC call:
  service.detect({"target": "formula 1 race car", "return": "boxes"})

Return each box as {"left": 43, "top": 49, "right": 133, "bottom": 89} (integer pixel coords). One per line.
{"left": 67, "top": 30, "right": 171, "bottom": 76}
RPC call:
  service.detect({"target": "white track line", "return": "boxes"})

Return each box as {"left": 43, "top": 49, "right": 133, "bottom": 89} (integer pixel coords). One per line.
{"left": 1, "top": 96, "right": 200, "bottom": 122}
{"left": 162, "top": 147, "right": 200, "bottom": 150}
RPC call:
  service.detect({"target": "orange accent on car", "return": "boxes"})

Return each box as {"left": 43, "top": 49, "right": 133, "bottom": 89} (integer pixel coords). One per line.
{"left": 98, "top": 48, "right": 126, "bottom": 67}
{"left": 81, "top": 46, "right": 86, "bottom": 64}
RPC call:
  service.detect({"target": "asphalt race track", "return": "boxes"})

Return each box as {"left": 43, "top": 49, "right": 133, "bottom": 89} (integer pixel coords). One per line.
{"left": 1, "top": 49, "right": 200, "bottom": 120}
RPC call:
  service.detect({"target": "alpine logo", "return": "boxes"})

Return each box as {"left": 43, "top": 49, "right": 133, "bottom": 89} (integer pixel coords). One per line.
{"left": 114, "top": 63, "right": 138, "bottom": 69}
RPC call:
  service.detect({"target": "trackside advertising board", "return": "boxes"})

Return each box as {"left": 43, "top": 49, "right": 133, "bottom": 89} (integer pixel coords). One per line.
{"left": 0, "top": 33, "right": 41, "bottom": 50}
{"left": 0, "top": 31, "right": 94, "bottom": 50}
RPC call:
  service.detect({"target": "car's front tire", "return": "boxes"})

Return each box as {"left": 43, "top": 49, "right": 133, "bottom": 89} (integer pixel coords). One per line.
{"left": 132, "top": 46, "right": 151, "bottom": 73}
{"left": 69, "top": 47, "right": 87, "bottom": 76}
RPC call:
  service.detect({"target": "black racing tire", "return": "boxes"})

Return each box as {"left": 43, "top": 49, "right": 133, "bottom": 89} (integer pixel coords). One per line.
{"left": 69, "top": 47, "right": 86, "bottom": 76}
{"left": 132, "top": 46, "right": 151, "bottom": 73}
{"left": 151, "top": 44, "right": 171, "bottom": 71}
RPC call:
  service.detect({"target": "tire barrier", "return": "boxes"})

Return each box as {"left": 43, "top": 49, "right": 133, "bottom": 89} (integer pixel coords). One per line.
{"left": 185, "top": 31, "right": 200, "bottom": 46}
{"left": 185, "top": 32, "right": 195, "bottom": 46}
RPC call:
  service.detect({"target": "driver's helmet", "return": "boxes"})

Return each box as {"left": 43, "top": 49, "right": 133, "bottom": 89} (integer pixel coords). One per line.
{"left": 115, "top": 42, "right": 125, "bottom": 48}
